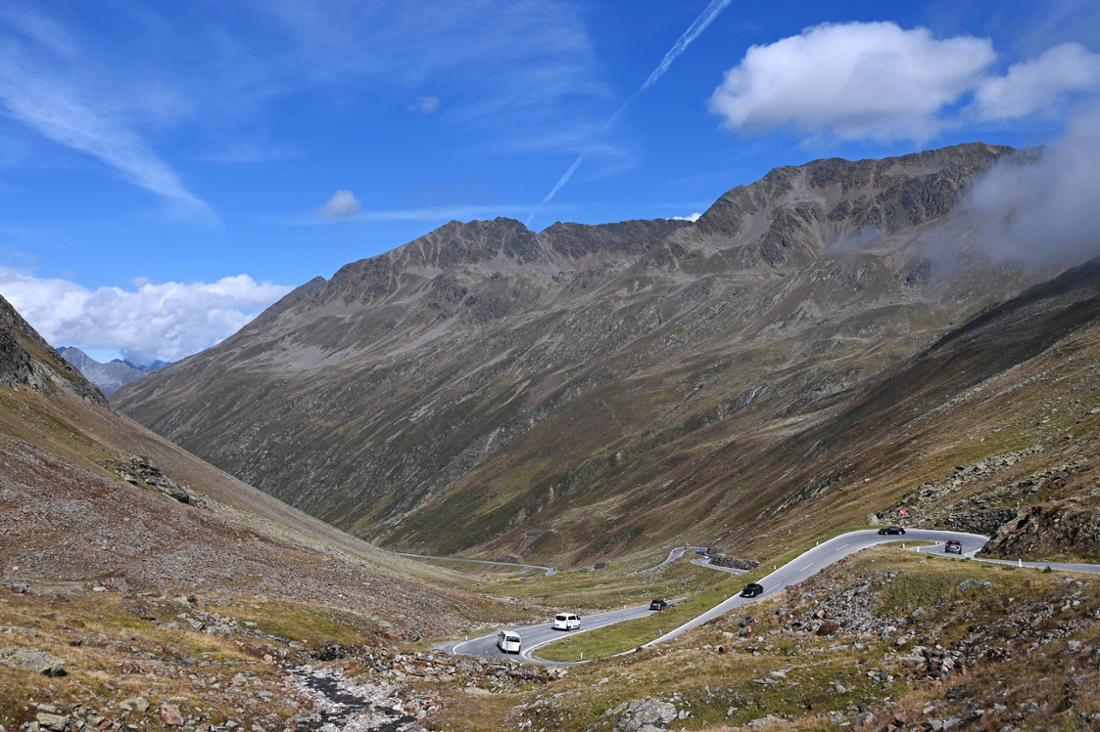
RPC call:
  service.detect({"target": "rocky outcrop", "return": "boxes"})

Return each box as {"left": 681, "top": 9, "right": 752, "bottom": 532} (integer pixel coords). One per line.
{"left": 876, "top": 446, "right": 1043, "bottom": 527}
{"left": 0, "top": 294, "right": 105, "bottom": 404}
{"left": 981, "top": 504, "right": 1100, "bottom": 561}
{"left": 584, "top": 697, "right": 679, "bottom": 732}
{"left": 0, "top": 647, "right": 66, "bottom": 676}
{"left": 110, "top": 456, "right": 201, "bottom": 505}
{"left": 709, "top": 554, "right": 760, "bottom": 571}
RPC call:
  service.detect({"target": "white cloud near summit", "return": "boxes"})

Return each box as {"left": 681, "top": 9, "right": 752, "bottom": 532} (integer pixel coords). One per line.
{"left": 0, "top": 270, "right": 291, "bottom": 363}
{"left": 710, "top": 22, "right": 1100, "bottom": 142}
{"left": 967, "top": 106, "right": 1100, "bottom": 267}
{"left": 971, "top": 42, "right": 1100, "bottom": 121}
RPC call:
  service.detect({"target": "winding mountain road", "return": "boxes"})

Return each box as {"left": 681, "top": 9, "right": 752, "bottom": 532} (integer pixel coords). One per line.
{"left": 446, "top": 528, "right": 1100, "bottom": 665}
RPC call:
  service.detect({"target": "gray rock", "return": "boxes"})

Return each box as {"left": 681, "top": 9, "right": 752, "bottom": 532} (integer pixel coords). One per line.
{"left": 0, "top": 647, "right": 65, "bottom": 676}
{"left": 957, "top": 578, "right": 993, "bottom": 592}
{"left": 608, "top": 697, "right": 678, "bottom": 731}
{"left": 35, "top": 712, "right": 69, "bottom": 731}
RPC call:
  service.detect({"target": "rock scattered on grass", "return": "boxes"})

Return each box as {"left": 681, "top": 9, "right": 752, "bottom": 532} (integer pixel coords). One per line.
{"left": 0, "top": 647, "right": 65, "bottom": 675}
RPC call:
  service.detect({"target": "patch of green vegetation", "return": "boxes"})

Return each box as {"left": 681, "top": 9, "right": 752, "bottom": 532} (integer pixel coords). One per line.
{"left": 536, "top": 561, "right": 759, "bottom": 662}
{"left": 475, "top": 553, "right": 717, "bottom": 613}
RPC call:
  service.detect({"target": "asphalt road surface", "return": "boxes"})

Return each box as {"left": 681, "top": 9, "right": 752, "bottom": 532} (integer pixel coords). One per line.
{"left": 642, "top": 529, "right": 989, "bottom": 647}
{"left": 640, "top": 546, "right": 710, "bottom": 573}
{"left": 913, "top": 541, "right": 1100, "bottom": 574}
{"left": 445, "top": 601, "right": 677, "bottom": 664}
{"left": 446, "top": 528, "right": 1100, "bottom": 664}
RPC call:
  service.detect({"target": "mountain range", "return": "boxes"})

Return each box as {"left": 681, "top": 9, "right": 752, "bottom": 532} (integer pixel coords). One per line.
{"left": 56, "top": 346, "right": 168, "bottom": 395}
{"left": 113, "top": 142, "right": 1100, "bottom": 565}
{"left": 5, "top": 141, "right": 1100, "bottom": 729}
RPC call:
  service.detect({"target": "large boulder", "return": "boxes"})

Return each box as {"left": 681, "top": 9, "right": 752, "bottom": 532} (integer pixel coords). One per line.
{"left": 609, "top": 697, "right": 678, "bottom": 731}
{"left": 0, "top": 647, "right": 66, "bottom": 676}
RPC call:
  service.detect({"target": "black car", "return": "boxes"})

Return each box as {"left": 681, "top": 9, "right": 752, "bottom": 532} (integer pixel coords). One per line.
{"left": 944, "top": 540, "right": 963, "bottom": 555}
{"left": 877, "top": 526, "right": 906, "bottom": 535}
{"left": 739, "top": 582, "right": 764, "bottom": 598}
{"left": 649, "top": 598, "right": 669, "bottom": 611}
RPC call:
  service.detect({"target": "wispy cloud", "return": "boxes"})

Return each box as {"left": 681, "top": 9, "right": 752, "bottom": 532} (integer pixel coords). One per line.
{"left": 257, "top": 1, "right": 608, "bottom": 146}
{"left": 0, "top": 9, "right": 210, "bottom": 212}
{"left": 408, "top": 95, "right": 441, "bottom": 114}
{"left": 1, "top": 3, "right": 610, "bottom": 218}
{"left": 641, "top": 0, "right": 735, "bottom": 93}
{"left": 528, "top": 0, "right": 735, "bottom": 221}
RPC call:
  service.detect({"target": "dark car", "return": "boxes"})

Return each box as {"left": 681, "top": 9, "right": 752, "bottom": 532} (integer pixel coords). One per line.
{"left": 649, "top": 599, "right": 669, "bottom": 611}
{"left": 694, "top": 549, "right": 709, "bottom": 557}
{"left": 739, "top": 582, "right": 764, "bottom": 598}
{"left": 944, "top": 540, "right": 964, "bottom": 555}
{"left": 877, "top": 526, "right": 906, "bottom": 535}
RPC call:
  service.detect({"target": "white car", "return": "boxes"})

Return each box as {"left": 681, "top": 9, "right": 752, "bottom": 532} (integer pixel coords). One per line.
{"left": 552, "top": 613, "right": 580, "bottom": 631}
{"left": 496, "top": 631, "right": 521, "bottom": 654}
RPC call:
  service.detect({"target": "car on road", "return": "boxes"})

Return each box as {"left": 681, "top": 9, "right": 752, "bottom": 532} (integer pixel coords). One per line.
{"left": 649, "top": 598, "right": 669, "bottom": 611}
{"left": 877, "top": 526, "right": 906, "bottom": 535}
{"left": 496, "top": 631, "right": 521, "bottom": 654}
{"left": 944, "top": 540, "right": 964, "bottom": 555}
{"left": 552, "top": 613, "right": 580, "bottom": 631}
{"left": 739, "top": 582, "right": 764, "bottom": 598}
{"left": 694, "top": 548, "right": 709, "bottom": 557}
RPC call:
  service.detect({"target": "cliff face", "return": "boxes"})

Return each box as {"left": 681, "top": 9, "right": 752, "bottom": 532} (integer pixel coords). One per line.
{"left": 116, "top": 143, "right": 1061, "bottom": 561}
{"left": 0, "top": 294, "right": 104, "bottom": 403}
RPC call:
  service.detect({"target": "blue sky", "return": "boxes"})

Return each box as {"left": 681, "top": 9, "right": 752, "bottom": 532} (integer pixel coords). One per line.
{"left": 1, "top": 0, "right": 1099, "bottom": 362}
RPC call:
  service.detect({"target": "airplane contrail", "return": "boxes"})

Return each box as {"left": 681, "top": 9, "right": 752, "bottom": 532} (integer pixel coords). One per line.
{"left": 527, "top": 0, "right": 735, "bottom": 224}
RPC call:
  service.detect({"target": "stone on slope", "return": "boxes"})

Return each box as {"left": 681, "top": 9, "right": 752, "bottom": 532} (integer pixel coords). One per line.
{"left": 0, "top": 647, "right": 66, "bottom": 676}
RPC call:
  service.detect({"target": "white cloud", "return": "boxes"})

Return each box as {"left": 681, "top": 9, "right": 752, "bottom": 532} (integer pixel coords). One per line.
{"left": 709, "top": 21, "right": 996, "bottom": 141}
{"left": 971, "top": 42, "right": 1100, "bottom": 121}
{"left": 0, "top": 269, "right": 291, "bottom": 363}
{"left": 316, "top": 190, "right": 361, "bottom": 219}
{"left": 409, "top": 95, "right": 441, "bottom": 114}
{"left": 967, "top": 106, "right": 1100, "bottom": 267}
{"left": 672, "top": 212, "right": 702, "bottom": 222}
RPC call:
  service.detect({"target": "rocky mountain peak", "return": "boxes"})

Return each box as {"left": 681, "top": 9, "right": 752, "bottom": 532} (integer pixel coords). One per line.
{"left": 696, "top": 142, "right": 1014, "bottom": 266}
{"left": 115, "top": 142, "right": 1045, "bottom": 562}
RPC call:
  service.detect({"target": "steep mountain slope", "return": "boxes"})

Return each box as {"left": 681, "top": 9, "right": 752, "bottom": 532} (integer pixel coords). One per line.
{"left": 57, "top": 346, "right": 167, "bottom": 395}
{"left": 0, "top": 293, "right": 495, "bottom": 637}
{"left": 682, "top": 254, "right": 1100, "bottom": 562}
{"left": 116, "top": 143, "right": 1045, "bottom": 562}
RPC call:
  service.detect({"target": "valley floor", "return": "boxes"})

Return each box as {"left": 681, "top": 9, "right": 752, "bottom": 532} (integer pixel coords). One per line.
{"left": 8, "top": 543, "right": 1096, "bottom": 731}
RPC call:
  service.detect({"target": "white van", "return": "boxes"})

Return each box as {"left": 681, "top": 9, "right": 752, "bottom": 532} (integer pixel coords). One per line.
{"left": 552, "top": 612, "right": 580, "bottom": 631}
{"left": 496, "top": 630, "right": 521, "bottom": 654}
